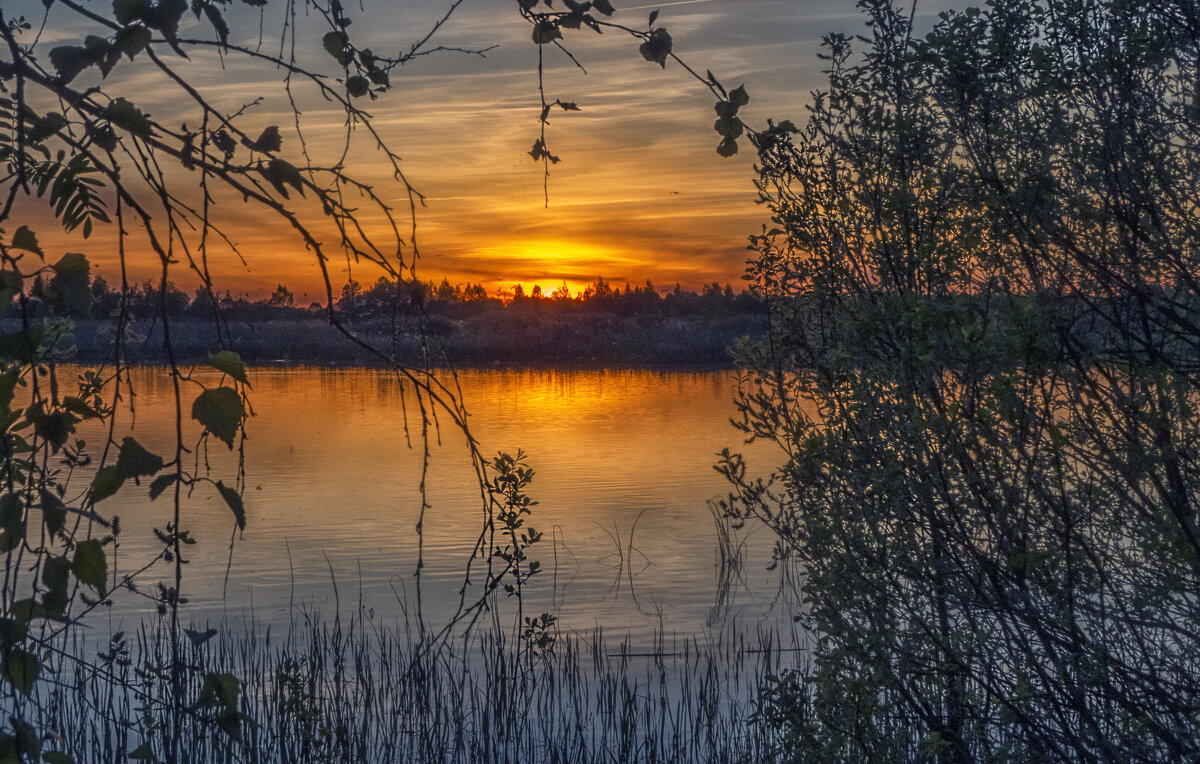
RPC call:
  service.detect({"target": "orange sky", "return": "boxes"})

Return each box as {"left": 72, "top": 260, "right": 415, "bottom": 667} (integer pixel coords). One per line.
{"left": 7, "top": 0, "right": 956, "bottom": 301}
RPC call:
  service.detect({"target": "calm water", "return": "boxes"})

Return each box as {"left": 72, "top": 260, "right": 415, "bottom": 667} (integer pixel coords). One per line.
{"left": 80, "top": 367, "right": 795, "bottom": 647}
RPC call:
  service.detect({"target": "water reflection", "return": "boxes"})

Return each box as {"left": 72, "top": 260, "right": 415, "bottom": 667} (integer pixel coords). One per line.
{"left": 84, "top": 367, "right": 791, "bottom": 647}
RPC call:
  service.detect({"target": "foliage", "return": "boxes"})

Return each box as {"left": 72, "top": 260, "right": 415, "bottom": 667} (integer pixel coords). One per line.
{"left": 723, "top": 0, "right": 1200, "bottom": 760}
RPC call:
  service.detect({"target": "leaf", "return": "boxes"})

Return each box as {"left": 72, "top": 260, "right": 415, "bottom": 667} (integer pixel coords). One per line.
{"left": 26, "top": 113, "right": 68, "bottom": 143}
{"left": 43, "top": 752, "right": 74, "bottom": 764}
{"left": 729, "top": 84, "right": 749, "bottom": 107}
{"left": 2, "top": 648, "right": 39, "bottom": 696}
{"left": 202, "top": 5, "right": 230, "bottom": 44}
{"left": 113, "top": 0, "right": 148, "bottom": 25}
{"left": 196, "top": 672, "right": 240, "bottom": 712}
{"left": 91, "top": 465, "right": 124, "bottom": 503}
{"left": 638, "top": 28, "right": 672, "bottom": 68}
{"left": 518, "top": 0, "right": 538, "bottom": 9}
{"left": 249, "top": 125, "right": 282, "bottom": 153}
{"left": 49, "top": 252, "right": 92, "bottom": 316}
{"left": 148, "top": 473, "right": 177, "bottom": 501}
{"left": 11, "top": 226, "right": 42, "bottom": 256}
{"left": 322, "top": 31, "right": 350, "bottom": 66}
{"left": 532, "top": 21, "right": 562, "bottom": 45}
{"left": 208, "top": 350, "right": 248, "bottom": 385}
{"left": 715, "top": 100, "right": 738, "bottom": 119}
{"left": 592, "top": 0, "right": 615, "bottom": 15}
{"left": 73, "top": 538, "right": 107, "bottom": 593}
{"left": 714, "top": 116, "right": 743, "bottom": 138}
{"left": 42, "top": 555, "right": 70, "bottom": 615}
{"left": 216, "top": 480, "right": 246, "bottom": 530}
{"left": 262, "top": 158, "right": 305, "bottom": 198}
{"left": 127, "top": 743, "right": 154, "bottom": 761}
{"left": 191, "top": 387, "right": 242, "bottom": 448}
{"left": 39, "top": 490, "right": 66, "bottom": 538}
{"left": 346, "top": 76, "right": 370, "bottom": 98}
{"left": 104, "top": 98, "right": 152, "bottom": 136}
{"left": 648, "top": 9, "right": 659, "bottom": 25}
{"left": 184, "top": 627, "right": 219, "bottom": 647}
{"left": 84, "top": 35, "right": 121, "bottom": 77}
{"left": 48, "top": 46, "right": 93, "bottom": 84}
{"left": 717, "top": 136, "right": 738, "bottom": 157}
{"left": 115, "top": 25, "right": 152, "bottom": 59}
{"left": 116, "top": 436, "right": 163, "bottom": 480}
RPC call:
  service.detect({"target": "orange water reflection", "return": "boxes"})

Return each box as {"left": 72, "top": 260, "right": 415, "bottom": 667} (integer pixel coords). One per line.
{"left": 81, "top": 367, "right": 791, "bottom": 646}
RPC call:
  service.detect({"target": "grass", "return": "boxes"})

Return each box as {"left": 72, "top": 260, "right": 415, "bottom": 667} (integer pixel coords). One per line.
{"left": 23, "top": 606, "right": 804, "bottom": 762}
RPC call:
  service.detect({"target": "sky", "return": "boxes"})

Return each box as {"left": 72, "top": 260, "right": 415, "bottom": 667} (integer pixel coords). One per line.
{"left": 6, "top": 0, "right": 937, "bottom": 300}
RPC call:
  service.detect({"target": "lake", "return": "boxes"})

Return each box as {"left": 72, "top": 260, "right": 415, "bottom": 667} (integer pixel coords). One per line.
{"left": 82, "top": 366, "right": 798, "bottom": 649}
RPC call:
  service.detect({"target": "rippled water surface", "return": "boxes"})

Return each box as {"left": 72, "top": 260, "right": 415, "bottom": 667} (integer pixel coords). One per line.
{"left": 85, "top": 367, "right": 794, "bottom": 646}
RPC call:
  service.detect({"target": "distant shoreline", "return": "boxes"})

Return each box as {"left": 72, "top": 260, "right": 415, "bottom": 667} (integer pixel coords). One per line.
{"left": 40, "top": 313, "right": 765, "bottom": 371}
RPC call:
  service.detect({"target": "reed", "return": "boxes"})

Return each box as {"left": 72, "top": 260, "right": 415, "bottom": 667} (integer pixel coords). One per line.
{"left": 22, "top": 607, "right": 805, "bottom": 762}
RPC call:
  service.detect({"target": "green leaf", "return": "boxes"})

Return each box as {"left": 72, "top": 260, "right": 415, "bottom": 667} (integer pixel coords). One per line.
{"left": 91, "top": 465, "right": 124, "bottom": 503}
{"left": 249, "top": 125, "right": 282, "bottom": 153}
{"left": 11, "top": 226, "right": 42, "bottom": 256}
{"left": 104, "top": 98, "right": 152, "bottom": 136}
{"left": 148, "top": 473, "right": 177, "bottom": 501}
{"left": 216, "top": 480, "right": 246, "bottom": 530}
{"left": 729, "top": 84, "right": 749, "bottom": 106}
{"left": 73, "top": 538, "right": 107, "bottom": 593}
{"left": 0, "top": 618, "right": 28, "bottom": 649}
{"left": 2, "top": 648, "right": 40, "bottom": 696}
{"left": 191, "top": 387, "right": 242, "bottom": 448}
{"left": 116, "top": 436, "right": 164, "bottom": 480}
{"left": 208, "top": 350, "right": 248, "bottom": 385}
{"left": 48, "top": 46, "right": 93, "bottom": 84}
{"left": 638, "top": 28, "right": 672, "bottom": 67}
{"left": 346, "top": 76, "right": 370, "bottom": 98}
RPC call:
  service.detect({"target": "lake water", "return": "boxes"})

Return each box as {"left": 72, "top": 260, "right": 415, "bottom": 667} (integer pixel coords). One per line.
{"left": 81, "top": 367, "right": 797, "bottom": 648}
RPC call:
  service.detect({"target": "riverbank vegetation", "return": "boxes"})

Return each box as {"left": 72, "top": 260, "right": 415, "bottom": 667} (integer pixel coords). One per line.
{"left": 8, "top": 275, "right": 766, "bottom": 366}
{"left": 723, "top": 0, "right": 1200, "bottom": 759}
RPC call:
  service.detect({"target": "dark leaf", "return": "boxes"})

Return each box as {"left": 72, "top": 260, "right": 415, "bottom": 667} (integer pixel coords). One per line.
{"left": 249, "top": 125, "right": 282, "bottom": 153}
{"left": 104, "top": 98, "right": 153, "bottom": 136}
{"left": 91, "top": 465, "right": 124, "bottom": 503}
{"left": 346, "top": 76, "right": 370, "bottom": 98}
{"left": 191, "top": 387, "right": 242, "bottom": 448}
{"left": 73, "top": 538, "right": 107, "bottom": 593}
{"left": 115, "top": 25, "right": 152, "bottom": 59}
{"left": 11, "top": 226, "right": 42, "bottom": 256}
{"left": 717, "top": 136, "right": 738, "bottom": 157}
{"left": 116, "top": 436, "right": 164, "bottom": 480}
{"left": 322, "top": 31, "right": 350, "bottom": 66}
{"left": 2, "top": 648, "right": 39, "bottom": 696}
{"left": 184, "top": 627, "right": 219, "bottom": 647}
{"left": 638, "top": 28, "right": 671, "bottom": 67}
{"left": 148, "top": 473, "right": 178, "bottom": 501}
{"left": 729, "top": 84, "right": 749, "bottom": 106}
{"left": 592, "top": 0, "right": 614, "bottom": 15}
{"left": 48, "top": 46, "right": 93, "bottom": 84}
{"left": 532, "top": 21, "right": 562, "bottom": 45}
{"left": 648, "top": 9, "right": 658, "bottom": 25}
{"left": 216, "top": 480, "right": 246, "bottom": 530}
